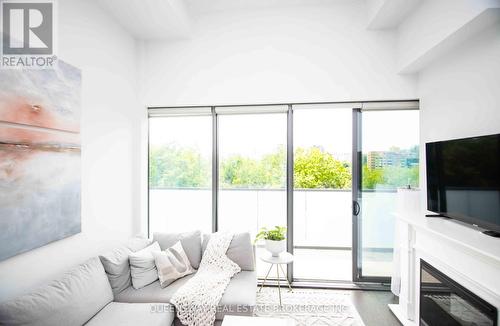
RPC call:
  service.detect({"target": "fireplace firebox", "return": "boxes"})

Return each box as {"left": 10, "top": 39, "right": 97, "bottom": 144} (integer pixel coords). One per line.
{"left": 420, "top": 259, "right": 497, "bottom": 326}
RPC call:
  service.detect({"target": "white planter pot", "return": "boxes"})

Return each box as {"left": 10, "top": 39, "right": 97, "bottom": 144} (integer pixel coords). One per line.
{"left": 265, "top": 239, "right": 286, "bottom": 257}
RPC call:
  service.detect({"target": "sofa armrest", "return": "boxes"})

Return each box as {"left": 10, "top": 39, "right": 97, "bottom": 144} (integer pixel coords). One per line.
{"left": 252, "top": 245, "right": 256, "bottom": 271}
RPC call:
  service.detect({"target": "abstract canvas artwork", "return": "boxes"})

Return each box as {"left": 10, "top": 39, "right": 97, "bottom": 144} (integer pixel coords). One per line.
{"left": 0, "top": 61, "right": 82, "bottom": 261}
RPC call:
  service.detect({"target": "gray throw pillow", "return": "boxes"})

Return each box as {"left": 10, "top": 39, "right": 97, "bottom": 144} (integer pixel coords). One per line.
{"left": 153, "top": 230, "right": 202, "bottom": 269}
{"left": 129, "top": 242, "right": 162, "bottom": 289}
{"left": 153, "top": 241, "right": 195, "bottom": 288}
{"left": 0, "top": 257, "right": 113, "bottom": 326}
{"left": 99, "top": 236, "right": 151, "bottom": 295}
{"left": 202, "top": 232, "right": 255, "bottom": 271}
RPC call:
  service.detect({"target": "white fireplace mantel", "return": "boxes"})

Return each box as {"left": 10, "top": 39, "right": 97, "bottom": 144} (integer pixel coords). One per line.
{"left": 389, "top": 189, "right": 500, "bottom": 326}
{"left": 398, "top": 210, "right": 500, "bottom": 267}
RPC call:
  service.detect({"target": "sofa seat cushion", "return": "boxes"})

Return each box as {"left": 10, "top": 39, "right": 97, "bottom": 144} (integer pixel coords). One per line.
{"left": 85, "top": 302, "right": 174, "bottom": 326}
{"left": 0, "top": 257, "right": 113, "bottom": 326}
{"left": 115, "top": 271, "right": 257, "bottom": 320}
{"left": 215, "top": 270, "right": 257, "bottom": 319}
{"left": 114, "top": 275, "right": 195, "bottom": 304}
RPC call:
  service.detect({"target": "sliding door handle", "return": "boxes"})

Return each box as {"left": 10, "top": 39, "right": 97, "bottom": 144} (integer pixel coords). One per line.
{"left": 353, "top": 201, "right": 360, "bottom": 216}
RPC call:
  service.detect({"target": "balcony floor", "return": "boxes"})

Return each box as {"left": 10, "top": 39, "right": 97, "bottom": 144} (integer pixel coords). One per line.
{"left": 256, "top": 248, "right": 393, "bottom": 281}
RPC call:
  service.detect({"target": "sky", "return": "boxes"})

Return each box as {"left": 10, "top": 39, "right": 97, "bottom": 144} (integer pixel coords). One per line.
{"left": 149, "top": 108, "right": 419, "bottom": 159}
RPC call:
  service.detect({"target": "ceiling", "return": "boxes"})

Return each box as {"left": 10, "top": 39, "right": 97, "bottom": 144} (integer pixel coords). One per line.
{"left": 96, "top": 0, "right": 500, "bottom": 75}
{"left": 184, "top": 0, "right": 347, "bottom": 15}
{"left": 96, "top": 0, "right": 191, "bottom": 40}
{"left": 97, "top": 0, "right": 356, "bottom": 40}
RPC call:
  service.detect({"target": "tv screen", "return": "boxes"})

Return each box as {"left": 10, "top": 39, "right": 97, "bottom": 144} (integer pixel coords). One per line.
{"left": 426, "top": 133, "right": 500, "bottom": 233}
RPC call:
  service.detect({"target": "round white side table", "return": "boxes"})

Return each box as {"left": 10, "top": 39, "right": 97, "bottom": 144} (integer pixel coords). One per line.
{"left": 259, "top": 252, "right": 293, "bottom": 305}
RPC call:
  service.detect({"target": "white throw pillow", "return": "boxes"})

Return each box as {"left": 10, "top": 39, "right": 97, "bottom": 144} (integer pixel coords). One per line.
{"left": 153, "top": 241, "right": 195, "bottom": 288}
{"left": 129, "top": 242, "right": 161, "bottom": 289}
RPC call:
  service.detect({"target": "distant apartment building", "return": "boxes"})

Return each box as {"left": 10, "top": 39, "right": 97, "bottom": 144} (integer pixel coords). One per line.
{"left": 367, "top": 148, "right": 419, "bottom": 169}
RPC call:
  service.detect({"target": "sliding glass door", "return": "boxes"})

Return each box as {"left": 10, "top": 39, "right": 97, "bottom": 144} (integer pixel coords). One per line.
{"left": 292, "top": 105, "right": 353, "bottom": 281}
{"left": 353, "top": 108, "right": 420, "bottom": 282}
{"left": 148, "top": 102, "right": 419, "bottom": 284}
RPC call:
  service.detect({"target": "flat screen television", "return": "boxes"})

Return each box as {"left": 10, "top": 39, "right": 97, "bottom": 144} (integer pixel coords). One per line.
{"left": 426, "top": 133, "right": 500, "bottom": 236}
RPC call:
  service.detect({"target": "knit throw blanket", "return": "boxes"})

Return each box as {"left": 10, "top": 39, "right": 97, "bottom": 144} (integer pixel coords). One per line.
{"left": 171, "top": 232, "right": 241, "bottom": 326}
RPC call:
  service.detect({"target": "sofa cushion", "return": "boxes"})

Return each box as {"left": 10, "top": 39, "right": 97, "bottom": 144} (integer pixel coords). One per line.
{"left": 214, "top": 270, "right": 257, "bottom": 319}
{"left": 99, "top": 237, "right": 151, "bottom": 295}
{"left": 114, "top": 275, "right": 194, "bottom": 304}
{"left": 85, "top": 302, "right": 174, "bottom": 326}
{"left": 153, "top": 231, "right": 202, "bottom": 269}
{"left": 129, "top": 242, "right": 162, "bottom": 289}
{"left": 202, "top": 233, "right": 255, "bottom": 271}
{"left": 115, "top": 271, "right": 257, "bottom": 320}
{"left": 0, "top": 257, "right": 113, "bottom": 326}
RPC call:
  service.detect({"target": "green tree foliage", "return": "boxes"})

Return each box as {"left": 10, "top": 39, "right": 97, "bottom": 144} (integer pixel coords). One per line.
{"left": 294, "top": 147, "right": 351, "bottom": 189}
{"left": 362, "top": 165, "right": 419, "bottom": 189}
{"left": 362, "top": 165, "right": 384, "bottom": 189}
{"left": 149, "top": 144, "right": 210, "bottom": 188}
{"left": 383, "top": 165, "right": 419, "bottom": 188}
{"left": 149, "top": 144, "right": 419, "bottom": 190}
{"left": 220, "top": 147, "right": 286, "bottom": 188}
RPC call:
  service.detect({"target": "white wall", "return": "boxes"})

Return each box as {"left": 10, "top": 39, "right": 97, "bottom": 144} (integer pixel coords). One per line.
{"left": 139, "top": 0, "right": 417, "bottom": 106}
{"left": 0, "top": 0, "right": 140, "bottom": 302}
{"left": 418, "top": 23, "right": 500, "bottom": 209}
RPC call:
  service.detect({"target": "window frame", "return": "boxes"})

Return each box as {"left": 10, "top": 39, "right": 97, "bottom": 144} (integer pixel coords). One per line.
{"left": 147, "top": 100, "right": 419, "bottom": 286}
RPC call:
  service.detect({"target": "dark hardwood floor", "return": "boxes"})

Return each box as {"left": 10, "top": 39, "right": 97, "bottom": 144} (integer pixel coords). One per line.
{"left": 350, "top": 290, "right": 402, "bottom": 326}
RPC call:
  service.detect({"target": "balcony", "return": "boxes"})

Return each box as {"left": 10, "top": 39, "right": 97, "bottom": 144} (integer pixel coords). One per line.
{"left": 150, "top": 188, "right": 395, "bottom": 281}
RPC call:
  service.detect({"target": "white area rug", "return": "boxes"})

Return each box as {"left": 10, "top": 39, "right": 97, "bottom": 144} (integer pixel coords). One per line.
{"left": 255, "top": 288, "right": 366, "bottom": 326}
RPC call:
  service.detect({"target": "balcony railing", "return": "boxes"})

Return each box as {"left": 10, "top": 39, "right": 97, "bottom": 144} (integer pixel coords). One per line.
{"left": 149, "top": 187, "right": 396, "bottom": 280}
{"left": 149, "top": 187, "right": 397, "bottom": 250}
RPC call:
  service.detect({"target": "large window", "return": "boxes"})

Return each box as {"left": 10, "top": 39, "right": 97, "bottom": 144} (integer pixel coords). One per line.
{"left": 148, "top": 102, "right": 419, "bottom": 284}
{"left": 218, "top": 113, "right": 287, "bottom": 233}
{"left": 149, "top": 114, "right": 212, "bottom": 233}
{"left": 217, "top": 109, "right": 287, "bottom": 278}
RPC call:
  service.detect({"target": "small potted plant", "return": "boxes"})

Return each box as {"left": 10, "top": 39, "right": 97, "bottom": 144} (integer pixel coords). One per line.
{"left": 254, "top": 226, "right": 287, "bottom": 257}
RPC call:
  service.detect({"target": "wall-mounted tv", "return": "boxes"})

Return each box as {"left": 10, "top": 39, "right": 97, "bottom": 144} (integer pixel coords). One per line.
{"left": 426, "top": 133, "right": 500, "bottom": 236}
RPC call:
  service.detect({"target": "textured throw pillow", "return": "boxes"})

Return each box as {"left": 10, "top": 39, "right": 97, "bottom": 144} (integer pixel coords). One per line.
{"left": 153, "top": 241, "right": 195, "bottom": 288}
{"left": 129, "top": 242, "right": 161, "bottom": 289}
{"left": 153, "top": 230, "right": 202, "bottom": 269}
{"left": 99, "top": 236, "right": 151, "bottom": 295}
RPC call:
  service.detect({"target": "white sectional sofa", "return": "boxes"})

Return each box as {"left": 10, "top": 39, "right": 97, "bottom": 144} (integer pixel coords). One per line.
{"left": 0, "top": 231, "right": 257, "bottom": 326}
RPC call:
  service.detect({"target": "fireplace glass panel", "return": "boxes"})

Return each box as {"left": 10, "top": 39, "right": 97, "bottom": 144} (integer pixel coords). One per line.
{"left": 420, "top": 260, "right": 497, "bottom": 326}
